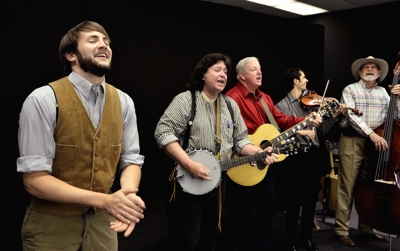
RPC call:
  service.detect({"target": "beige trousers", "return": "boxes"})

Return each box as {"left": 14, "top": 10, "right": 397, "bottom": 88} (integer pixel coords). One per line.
{"left": 334, "top": 134, "right": 375, "bottom": 236}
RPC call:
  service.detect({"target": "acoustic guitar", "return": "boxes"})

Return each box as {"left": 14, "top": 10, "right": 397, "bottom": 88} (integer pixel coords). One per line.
{"left": 227, "top": 99, "right": 339, "bottom": 186}
{"left": 318, "top": 140, "right": 337, "bottom": 211}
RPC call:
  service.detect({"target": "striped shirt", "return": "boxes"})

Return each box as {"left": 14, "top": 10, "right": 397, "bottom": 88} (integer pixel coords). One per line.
{"left": 339, "top": 79, "right": 400, "bottom": 136}
{"left": 154, "top": 90, "right": 252, "bottom": 162}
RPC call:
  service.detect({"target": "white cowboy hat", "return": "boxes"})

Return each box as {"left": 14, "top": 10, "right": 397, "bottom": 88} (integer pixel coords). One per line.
{"left": 351, "top": 56, "right": 388, "bottom": 82}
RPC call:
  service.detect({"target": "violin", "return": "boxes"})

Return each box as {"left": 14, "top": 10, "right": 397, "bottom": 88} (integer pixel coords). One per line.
{"left": 300, "top": 89, "right": 363, "bottom": 116}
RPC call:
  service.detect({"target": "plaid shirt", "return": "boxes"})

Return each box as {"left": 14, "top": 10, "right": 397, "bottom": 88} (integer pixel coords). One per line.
{"left": 339, "top": 79, "right": 400, "bottom": 137}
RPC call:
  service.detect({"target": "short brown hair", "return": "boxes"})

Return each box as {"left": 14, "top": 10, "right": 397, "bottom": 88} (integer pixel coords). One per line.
{"left": 59, "top": 21, "right": 110, "bottom": 75}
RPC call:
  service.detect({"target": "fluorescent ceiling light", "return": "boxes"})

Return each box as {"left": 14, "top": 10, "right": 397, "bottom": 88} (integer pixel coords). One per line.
{"left": 275, "top": 2, "right": 328, "bottom": 15}
{"left": 246, "top": 0, "right": 328, "bottom": 16}
{"left": 248, "top": 0, "right": 295, "bottom": 5}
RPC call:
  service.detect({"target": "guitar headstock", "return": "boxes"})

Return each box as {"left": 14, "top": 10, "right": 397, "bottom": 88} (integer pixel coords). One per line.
{"left": 318, "top": 99, "right": 340, "bottom": 117}
{"left": 324, "top": 140, "right": 332, "bottom": 153}
{"left": 274, "top": 137, "right": 301, "bottom": 156}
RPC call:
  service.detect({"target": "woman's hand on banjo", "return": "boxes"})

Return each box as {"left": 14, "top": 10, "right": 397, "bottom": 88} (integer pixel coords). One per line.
{"left": 186, "top": 161, "right": 212, "bottom": 180}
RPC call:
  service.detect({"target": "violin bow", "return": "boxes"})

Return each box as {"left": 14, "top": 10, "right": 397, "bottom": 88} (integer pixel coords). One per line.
{"left": 318, "top": 78, "right": 331, "bottom": 114}
{"left": 309, "top": 78, "right": 330, "bottom": 132}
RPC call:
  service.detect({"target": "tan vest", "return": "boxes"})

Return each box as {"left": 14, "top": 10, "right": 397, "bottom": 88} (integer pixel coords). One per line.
{"left": 30, "top": 77, "right": 123, "bottom": 216}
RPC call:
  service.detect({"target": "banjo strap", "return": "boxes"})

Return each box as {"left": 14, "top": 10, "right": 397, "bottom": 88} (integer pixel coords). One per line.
{"left": 215, "top": 96, "right": 223, "bottom": 232}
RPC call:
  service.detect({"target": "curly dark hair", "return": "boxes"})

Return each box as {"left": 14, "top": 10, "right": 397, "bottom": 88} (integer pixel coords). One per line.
{"left": 186, "top": 53, "right": 231, "bottom": 91}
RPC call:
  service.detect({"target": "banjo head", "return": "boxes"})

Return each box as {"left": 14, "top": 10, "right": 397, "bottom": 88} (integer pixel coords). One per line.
{"left": 176, "top": 149, "right": 222, "bottom": 195}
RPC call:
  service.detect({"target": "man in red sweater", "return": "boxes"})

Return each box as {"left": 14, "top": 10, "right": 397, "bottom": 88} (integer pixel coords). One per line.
{"left": 225, "top": 56, "right": 322, "bottom": 251}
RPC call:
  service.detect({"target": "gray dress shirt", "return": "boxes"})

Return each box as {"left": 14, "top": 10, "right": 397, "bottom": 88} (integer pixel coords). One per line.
{"left": 275, "top": 92, "right": 338, "bottom": 148}
{"left": 17, "top": 71, "right": 144, "bottom": 173}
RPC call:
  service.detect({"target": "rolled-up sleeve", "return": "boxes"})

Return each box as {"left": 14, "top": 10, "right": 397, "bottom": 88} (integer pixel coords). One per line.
{"left": 17, "top": 86, "right": 57, "bottom": 173}
{"left": 118, "top": 91, "right": 145, "bottom": 170}
{"left": 154, "top": 93, "right": 191, "bottom": 149}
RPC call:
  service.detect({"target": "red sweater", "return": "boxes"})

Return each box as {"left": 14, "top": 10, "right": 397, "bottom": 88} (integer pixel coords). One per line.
{"left": 226, "top": 82, "right": 304, "bottom": 134}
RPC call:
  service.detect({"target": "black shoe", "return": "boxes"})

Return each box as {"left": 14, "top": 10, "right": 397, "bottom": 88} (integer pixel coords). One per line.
{"left": 298, "top": 239, "right": 319, "bottom": 251}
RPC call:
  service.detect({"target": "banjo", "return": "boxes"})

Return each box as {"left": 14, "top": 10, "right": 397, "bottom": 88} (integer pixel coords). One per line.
{"left": 175, "top": 138, "right": 299, "bottom": 195}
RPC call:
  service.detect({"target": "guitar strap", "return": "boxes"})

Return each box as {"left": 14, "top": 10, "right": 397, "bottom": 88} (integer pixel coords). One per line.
{"left": 215, "top": 96, "right": 223, "bottom": 232}
{"left": 260, "top": 96, "right": 280, "bottom": 132}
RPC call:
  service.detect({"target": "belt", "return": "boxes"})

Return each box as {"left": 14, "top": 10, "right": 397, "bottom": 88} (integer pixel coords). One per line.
{"left": 341, "top": 127, "right": 367, "bottom": 139}
{"left": 300, "top": 144, "right": 316, "bottom": 153}
{"left": 303, "top": 146, "right": 312, "bottom": 153}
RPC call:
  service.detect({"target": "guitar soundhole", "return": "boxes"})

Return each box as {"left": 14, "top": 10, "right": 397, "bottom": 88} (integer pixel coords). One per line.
{"left": 260, "top": 140, "right": 272, "bottom": 149}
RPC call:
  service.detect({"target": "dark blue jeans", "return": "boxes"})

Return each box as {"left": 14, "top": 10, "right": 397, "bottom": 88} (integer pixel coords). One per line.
{"left": 226, "top": 167, "right": 276, "bottom": 251}
{"left": 166, "top": 183, "right": 220, "bottom": 251}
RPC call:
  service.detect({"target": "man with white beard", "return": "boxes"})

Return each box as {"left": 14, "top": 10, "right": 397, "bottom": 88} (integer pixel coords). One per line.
{"left": 334, "top": 56, "right": 400, "bottom": 247}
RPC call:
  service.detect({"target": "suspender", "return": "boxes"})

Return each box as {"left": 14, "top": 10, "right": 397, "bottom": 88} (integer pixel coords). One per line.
{"left": 182, "top": 91, "right": 235, "bottom": 150}
{"left": 182, "top": 90, "right": 196, "bottom": 150}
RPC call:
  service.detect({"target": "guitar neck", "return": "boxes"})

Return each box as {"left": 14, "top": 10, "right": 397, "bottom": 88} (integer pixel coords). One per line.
{"left": 220, "top": 149, "right": 278, "bottom": 171}
{"left": 260, "top": 116, "right": 314, "bottom": 149}
{"left": 328, "top": 151, "right": 334, "bottom": 168}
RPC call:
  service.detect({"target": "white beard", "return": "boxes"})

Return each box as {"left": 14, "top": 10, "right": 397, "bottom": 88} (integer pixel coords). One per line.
{"left": 361, "top": 74, "right": 379, "bottom": 82}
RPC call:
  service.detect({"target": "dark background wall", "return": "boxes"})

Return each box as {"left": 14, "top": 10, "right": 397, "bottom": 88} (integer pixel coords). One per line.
{"left": 302, "top": 3, "right": 400, "bottom": 141}
{"left": 306, "top": 5, "right": 400, "bottom": 97}
{"left": 2, "top": 0, "right": 399, "bottom": 248}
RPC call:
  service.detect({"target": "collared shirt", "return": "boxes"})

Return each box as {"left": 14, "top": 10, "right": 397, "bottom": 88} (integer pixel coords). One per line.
{"left": 226, "top": 82, "right": 304, "bottom": 134}
{"left": 275, "top": 92, "right": 338, "bottom": 148}
{"left": 339, "top": 79, "right": 400, "bottom": 137}
{"left": 17, "top": 71, "right": 144, "bottom": 173}
{"left": 154, "top": 90, "right": 252, "bottom": 162}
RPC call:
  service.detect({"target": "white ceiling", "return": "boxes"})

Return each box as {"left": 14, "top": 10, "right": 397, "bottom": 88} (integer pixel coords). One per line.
{"left": 201, "top": 0, "right": 397, "bottom": 18}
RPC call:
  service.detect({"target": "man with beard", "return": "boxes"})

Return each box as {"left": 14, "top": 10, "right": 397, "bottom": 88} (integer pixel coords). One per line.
{"left": 335, "top": 56, "right": 400, "bottom": 247}
{"left": 17, "top": 21, "right": 145, "bottom": 251}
